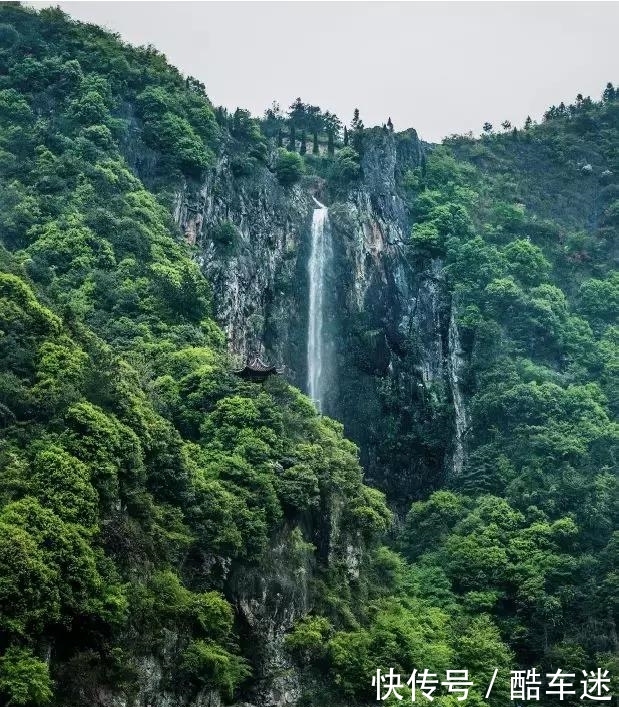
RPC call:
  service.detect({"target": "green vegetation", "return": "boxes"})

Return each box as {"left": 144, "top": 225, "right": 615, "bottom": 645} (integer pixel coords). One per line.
{"left": 264, "top": 84, "right": 618, "bottom": 707}
{"left": 0, "top": 5, "right": 388, "bottom": 705}
{"left": 388, "top": 90, "right": 618, "bottom": 703}
{"left": 275, "top": 148, "right": 304, "bottom": 186}
{"left": 210, "top": 220, "right": 240, "bottom": 251}
{"left": 330, "top": 146, "right": 361, "bottom": 185}
{"left": 0, "top": 4, "right": 616, "bottom": 707}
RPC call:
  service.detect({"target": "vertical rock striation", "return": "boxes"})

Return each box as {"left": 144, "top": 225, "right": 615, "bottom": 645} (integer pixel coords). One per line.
{"left": 164, "top": 128, "right": 469, "bottom": 702}
{"left": 172, "top": 128, "right": 468, "bottom": 509}
{"left": 447, "top": 306, "right": 468, "bottom": 478}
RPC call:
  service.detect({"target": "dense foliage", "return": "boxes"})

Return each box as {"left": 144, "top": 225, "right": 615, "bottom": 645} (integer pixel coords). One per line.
{"left": 391, "top": 91, "right": 619, "bottom": 704}
{"left": 274, "top": 82, "right": 619, "bottom": 707}
{"left": 0, "top": 5, "right": 616, "bottom": 707}
{"left": 0, "top": 6, "right": 389, "bottom": 706}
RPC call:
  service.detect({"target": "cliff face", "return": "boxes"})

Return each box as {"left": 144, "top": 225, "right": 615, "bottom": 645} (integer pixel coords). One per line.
{"left": 138, "top": 127, "right": 466, "bottom": 706}
{"left": 172, "top": 128, "right": 465, "bottom": 512}
{"left": 173, "top": 160, "right": 314, "bottom": 371}
{"left": 91, "top": 482, "right": 365, "bottom": 707}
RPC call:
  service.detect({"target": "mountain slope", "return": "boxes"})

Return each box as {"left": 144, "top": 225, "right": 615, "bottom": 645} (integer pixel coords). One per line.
{"left": 0, "top": 6, "right": 392, "bottom": 706}
{"left": 0, "top": 5, "right": 617, "bottom": 707}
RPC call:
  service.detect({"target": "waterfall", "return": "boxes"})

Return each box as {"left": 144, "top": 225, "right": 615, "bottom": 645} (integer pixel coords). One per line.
{"left": 307, "top": 200, "right": 331, "bottom": 412}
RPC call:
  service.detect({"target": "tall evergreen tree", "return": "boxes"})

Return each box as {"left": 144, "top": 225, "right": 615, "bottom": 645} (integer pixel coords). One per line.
{"left": 327, "top": 130, "right": 334, "bottom": 155}
{"left": 288, "top": 97, "right": 307, "bottom": 130}
{"left": 299, "top": 130, "right": 307, "bottom": 155}
{"left": 343, "top": 125, "right": 349, "bottom": 146}
{"left": 306, "top": 104, "right": 322, "bottom": 152}
{"left": 323, "top": 111, "right": 342, "bottom": 156}
{"left": 288, "top": 124, "right": 296, "bottom": 151}
{"left": 350, "top": 109, "right": 365, "bottom": 152}
{"left": 602, "top": 82, "right": 615, "bottom": 102}
{"left": 312, "top": 131, "right": 319, "bottom": 155}
{"left": 263, "top": 100, "right": 284, "bottom": 138}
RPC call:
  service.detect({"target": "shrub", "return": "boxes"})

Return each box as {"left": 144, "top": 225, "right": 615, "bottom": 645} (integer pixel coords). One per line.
{"left": 0, "top": 647, "right": 52, "bottom": 706}
{"left": 210, "top": 220, "right": 240, "bottom": 249}
{"left": 330, "top": 146, "right": 361, "bottom": 184}
{"left": 274, "top": 149, "right": 304, "bottom": 186}
{"left": 180, "top": 640, "right": 250, "bottom": 700}
{"left": 410, "top": 222, "right": 443, "bottom": 256}
{"left": 285, "top": 615, "right": 332, "bottom": 660}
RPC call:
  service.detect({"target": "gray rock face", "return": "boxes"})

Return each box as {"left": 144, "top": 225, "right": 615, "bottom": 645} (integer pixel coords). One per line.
{"left": 447, "top": 305, "right": 469, "bottom": 478}
{"left": 230, "top": 526, "right": 310, "bottom": 707}
{"left": 173, "top": 153, "right": 315, "bottom": 387}
{"left": 156, "top": 127, "right": 467, "bottom": 704}
{"left": 172, "top": 127, "right": 467, "bottom": 507}
{"left": 97, "top": 635, "right": 222, "bottom": 707}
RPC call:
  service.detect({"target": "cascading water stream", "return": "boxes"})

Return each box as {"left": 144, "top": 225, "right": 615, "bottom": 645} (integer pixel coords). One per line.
{"left": 307, "top": 199, "right": 330, "bottom": 412}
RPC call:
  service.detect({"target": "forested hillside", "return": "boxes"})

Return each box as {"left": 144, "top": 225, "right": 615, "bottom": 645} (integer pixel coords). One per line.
{"left": 0, "top": 5, "right": 392, "bottom": 706}
{"left": 401, "top": 112, "right": 619, "bottom": 675}
{"left": 0, "top": 4, "right": 617, "bottom": 707}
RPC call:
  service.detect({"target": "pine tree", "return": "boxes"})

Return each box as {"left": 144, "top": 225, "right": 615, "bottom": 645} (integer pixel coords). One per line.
{"left": 387, "top": 117, "right": 393, "bottom": 132}
{"left": 288, "top": 125, "right": 296, "bottom": 151}
{"left": 263, "top": 100, "right": 283, "bottom": 138}
{"left": 300, "top": 130, "right": 307, "bottom": 155}
{"left": 288, "top": 97, "right": 306, "bottom": 129}
{"left": 277, "top": 129, "right": 283, "bottom": 148}
{"left": 350, "top": 108, "right": 365, "bottom": 152}
{"left": 214, "top": 106, "right": 227, "bottom": 126}
{"left": 544, "top": 106, "right": 557, "bottom": 122}
{"left": 352, "top": 126, "right": 364, "bottom": 152}
{"left": 603, "top": 82, "right": 615, "bottom": 102}
{"left": 322, "top": 111, "right": 342, "bottom": 157}
{"left": 483, "top": 122, "right": 493, "bottom": 134}
{"left": 524, "top": 115, "right": 532, "bottom": 130}
{"left": 305, "top": 104, "right": 322, "bottom": 155}
{"left": 344, "top": 125, "right": 349, "bottom": 146}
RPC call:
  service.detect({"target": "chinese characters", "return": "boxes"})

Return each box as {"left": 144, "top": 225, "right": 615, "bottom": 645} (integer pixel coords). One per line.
{"left": 372, "top": 668, "right": 612, "bottom": 701}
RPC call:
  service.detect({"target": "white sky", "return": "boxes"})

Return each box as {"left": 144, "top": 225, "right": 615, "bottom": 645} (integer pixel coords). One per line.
{"left": 29, "top": 1, "right": 619, "bottom": 143}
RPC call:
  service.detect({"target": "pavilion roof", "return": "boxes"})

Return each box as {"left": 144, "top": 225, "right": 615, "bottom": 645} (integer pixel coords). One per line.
{"left": 234, "top": 357, "right": 279, "bottom": 379}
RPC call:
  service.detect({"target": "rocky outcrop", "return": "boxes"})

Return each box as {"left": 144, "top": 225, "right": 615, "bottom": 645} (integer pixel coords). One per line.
{"left": 447, "top": 305, "right": 468, "bottom": 478}
{"left": 171, "top": 128, "right": 467, "bottom": 510}
{"left": 165, "top": 127, "right": 468, "bottom": 702}
{"left": 173, "top": 159, "right": 314, "bottom": 378}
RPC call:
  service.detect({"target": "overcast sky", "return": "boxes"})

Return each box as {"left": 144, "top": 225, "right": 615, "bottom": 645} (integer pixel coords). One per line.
{"left": 30, "top": 1, "right": 619, "bottom": 143}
